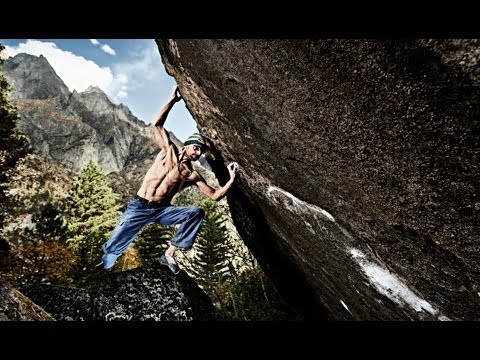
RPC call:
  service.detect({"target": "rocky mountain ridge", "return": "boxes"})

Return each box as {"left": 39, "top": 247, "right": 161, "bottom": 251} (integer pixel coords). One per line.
{"left": 1, "top": 52, "right": 186, "bottom": 200}
{"left": 3, "top": 53, "right": 162, "bottom": 171}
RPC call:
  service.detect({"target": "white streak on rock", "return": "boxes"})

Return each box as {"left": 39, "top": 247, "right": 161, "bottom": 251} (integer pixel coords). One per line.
{"left": 267, "top": 186, "right": 335, "bottom": 222}
{"left": 340, "top": 300, "right": 352, "bottom": 315}
{"left": 349, "top": 248, "right": 443, "bottom": 316}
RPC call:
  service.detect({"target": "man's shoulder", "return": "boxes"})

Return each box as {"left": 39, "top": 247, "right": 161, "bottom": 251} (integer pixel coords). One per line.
{"left": 192, "top": 169, "right": 206, "bottom": 182}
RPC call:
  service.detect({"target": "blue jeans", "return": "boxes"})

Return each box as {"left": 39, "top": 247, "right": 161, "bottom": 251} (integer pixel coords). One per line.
{"left": 102, "top": 197, "right": 204, "bottom": 260}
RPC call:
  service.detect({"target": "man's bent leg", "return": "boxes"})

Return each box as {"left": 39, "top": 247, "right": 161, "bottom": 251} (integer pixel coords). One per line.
{"left": 102, "top": 205, "right": 150, "bottom": 270}
{"left": 165, "top": 244, "right": 177, "bottom": 257}
{"left": 159, "top": 245, "right": 181, "bottom": 275}
{"left": 154, "top": 206, "right": 205, "bottom": 250}
{"left": 102, "top": 222, "right": 145, "bottom": 270}
{"left": 154, "top": 206, "right": 204, "bottom": 274}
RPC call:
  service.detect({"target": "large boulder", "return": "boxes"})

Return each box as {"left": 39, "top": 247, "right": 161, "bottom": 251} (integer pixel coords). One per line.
{"left": 157, "top": 39, "right": 480, "bottom": 320}
{"left": 22, "top": 262, "right": 214, "bottom": 321}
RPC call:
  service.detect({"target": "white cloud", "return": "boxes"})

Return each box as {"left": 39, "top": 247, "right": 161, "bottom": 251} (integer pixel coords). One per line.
{"left": 5, "top": 39, "right": 113, "bottom": 94}
{"left": 116, "top": 90, "right": 128, "bottom": 99}
{"left": 4, "top": 39, "right": 167, "bottom": 122}
{"left": 108, "top": 41, "right": 162, "bottom": 103}
{"left": 101, "top": 44, "right": 116, "bottom": 56}
{"left": 90, "top": 39, "right": 116, "bottom": 56}
{"left": 108, "top": 72, "right": 129, "bottom": 101}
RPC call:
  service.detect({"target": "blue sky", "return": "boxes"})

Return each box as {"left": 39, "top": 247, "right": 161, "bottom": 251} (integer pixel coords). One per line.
{"left": 0, "top": 39, "right": 197, "bottom": 141}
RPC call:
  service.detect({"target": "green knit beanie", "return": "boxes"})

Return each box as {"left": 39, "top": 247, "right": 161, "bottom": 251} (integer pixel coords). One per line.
{"left": 184, "top": 133, "right": 206, "bottom": 150}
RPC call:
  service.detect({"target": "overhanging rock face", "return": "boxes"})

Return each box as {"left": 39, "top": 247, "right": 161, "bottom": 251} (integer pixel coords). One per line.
{"left": 157, "top": 39, "right": 480, "bottom": 320}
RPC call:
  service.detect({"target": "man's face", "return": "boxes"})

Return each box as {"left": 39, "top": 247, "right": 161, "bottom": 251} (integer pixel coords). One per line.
{"left": 185, "top": 144, "right": 203, "bottom": 161}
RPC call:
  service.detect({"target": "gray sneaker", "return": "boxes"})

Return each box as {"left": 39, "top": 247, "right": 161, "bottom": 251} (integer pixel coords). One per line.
{"left": 159, "top": 254, "right": 180, "bottom": 275}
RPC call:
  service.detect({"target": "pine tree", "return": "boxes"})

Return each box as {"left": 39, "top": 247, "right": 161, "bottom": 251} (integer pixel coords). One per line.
{"left": 0, "top": 43, "right": 30, "bottom": 247}
{"left": 4, "top": 193, "right": 76, "bottom": 287}
{"left": 28, "top": 191, "right": 67, "bottom": 240}
{"left": 216, "top": 266, "right": 303, "bottom": 320}
{"left": 186, "top": 198, "right": 233, "bottom": 305}
{"left": 135, "top": 223, "right": 175, "bottom": 265}
{"left": 65, "top": 159, "right": 122, "bottom": 273}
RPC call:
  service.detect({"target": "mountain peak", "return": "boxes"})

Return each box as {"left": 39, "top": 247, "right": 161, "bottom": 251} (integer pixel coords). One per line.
{"left": 78, "top": 85, "right": 114, "bottom": 107}
{"left": 81, "top": 85, "right": 113, "bottom": 101}
{"left": 84, "top": 85, "right": 105, "bottom": 94}
{"left": 3, "top": 53, "right": 70, "bottom": 100}
{"left": 8, "top": 53, "right": 51, "bottom": 69}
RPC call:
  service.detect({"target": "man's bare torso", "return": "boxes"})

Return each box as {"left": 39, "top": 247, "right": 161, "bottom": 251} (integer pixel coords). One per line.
{"left": 137, "top": 150, "right": 198, "bottom": 203}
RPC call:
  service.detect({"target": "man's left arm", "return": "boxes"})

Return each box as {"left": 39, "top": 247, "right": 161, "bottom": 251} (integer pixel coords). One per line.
{"left": 196, "top": 162, "right": 238, "bottom": 201}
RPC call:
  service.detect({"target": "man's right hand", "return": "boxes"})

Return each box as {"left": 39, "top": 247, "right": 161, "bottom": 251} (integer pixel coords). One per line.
{"left": 172, "top": 85, "right": 182, "bottom": 103}
{"left": 227, "top": 162, "right": 239, "bottom": 180}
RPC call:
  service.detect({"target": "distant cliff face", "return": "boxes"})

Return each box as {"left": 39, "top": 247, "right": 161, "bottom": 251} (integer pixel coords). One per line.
{"left": 1, "top": 53, "right": 179, "bottom": 197}
{"left": 158, "top": 39, "right": 480, "bottom": 320}
{"left": 3, "top": 53, "right": 70, "bottom": 100}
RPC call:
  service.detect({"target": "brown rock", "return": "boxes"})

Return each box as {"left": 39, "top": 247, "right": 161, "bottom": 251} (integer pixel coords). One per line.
{"left": 158, "top": 39, "right": 480, "bottom": 320}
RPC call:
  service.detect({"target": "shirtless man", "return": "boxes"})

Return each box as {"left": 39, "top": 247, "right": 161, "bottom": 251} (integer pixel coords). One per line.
{"left": 101, "top": 85, "right": 239, "bottom": 274}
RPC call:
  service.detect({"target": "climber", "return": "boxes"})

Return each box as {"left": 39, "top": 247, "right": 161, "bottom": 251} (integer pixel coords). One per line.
{"left": 100, "top": 85, "right": 239, "bottom": 274}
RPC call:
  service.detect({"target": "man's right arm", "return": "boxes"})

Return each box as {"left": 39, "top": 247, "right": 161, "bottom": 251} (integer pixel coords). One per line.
{"left": 195, "top": 163, "right": 239, "bottom": 201}
{"left": 152, "top": 85, "right": 182, "bottom": 148}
